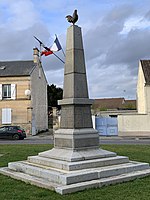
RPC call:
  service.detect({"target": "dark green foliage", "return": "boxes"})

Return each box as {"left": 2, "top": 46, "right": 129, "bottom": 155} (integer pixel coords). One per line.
{"left": 121, "top": 103, "right": 136, "bottom": 110}
{"left": 99, "top": 107, "right": 107, "bottom": 111}
{"left": 47, "top": 84, "right": 63, "bottom": 109}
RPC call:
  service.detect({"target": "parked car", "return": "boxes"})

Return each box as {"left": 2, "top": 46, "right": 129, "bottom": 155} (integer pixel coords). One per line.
{"left": 0, "top": 126, "right": 26, "bottom": 140}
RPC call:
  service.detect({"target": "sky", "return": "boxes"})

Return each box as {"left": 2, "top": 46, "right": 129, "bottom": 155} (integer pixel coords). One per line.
{"left": 0, "top": 0, "right": 150, "bottom": 99}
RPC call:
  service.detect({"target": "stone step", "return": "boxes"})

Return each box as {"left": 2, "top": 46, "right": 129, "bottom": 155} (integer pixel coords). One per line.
{"left": 64, "top": 162, "right": 149, "bottom": 185}
{"left": 28, "top": 155, "right": 129, "bottom": 171}
{"left": 1, "top": 166, "right": 150, "bottom": 195}
{"left": 55, "top": 169, "right": 150, "bottom": 194}
{"left": 0, "top": 167, "right": 59, "bottom": 190}
{"left": 8, "top": 160, "right": 149, "bottom": 185}
{"left": 8, "top": 161, "right": 64, "bottom": 185}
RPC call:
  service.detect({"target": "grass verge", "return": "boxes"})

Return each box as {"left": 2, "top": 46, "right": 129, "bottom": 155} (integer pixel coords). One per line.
{"left": 0, "top": 144, "right": 150, "bottom": 200}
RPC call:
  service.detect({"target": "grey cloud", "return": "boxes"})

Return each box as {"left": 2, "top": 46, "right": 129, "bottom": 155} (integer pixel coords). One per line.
{"left": 103, "top": 4, "right": 134, "bottom": 23}
{"left": 105, "top": 29, "right": 150, "bottom": 72}
{"left": 83, "top": 4, "right": 142, "bottom": 99}
{"left": 144, "top": 10, "right": 150, "bottom": 20}
{"left": 87, "top": 64, "right": 137, "bottom": 99}
{"left": 84, "top": 4, "right": 134, "bottom": 61}
{"left": 0, "top": 23, "right": 53, "bottom": 60}
{"left": 0, "top": 16, "right": 65, "bottom": 74}
{"left": 83, "top": 4, "right": 150, "bottom": 81}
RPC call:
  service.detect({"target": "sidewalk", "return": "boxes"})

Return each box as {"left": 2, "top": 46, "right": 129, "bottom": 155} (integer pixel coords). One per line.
{"left": 27, "top": 131, "right": 54, "bottom": 140}
{"left": 27, "top": 130, "right": 150, "bottom": 140}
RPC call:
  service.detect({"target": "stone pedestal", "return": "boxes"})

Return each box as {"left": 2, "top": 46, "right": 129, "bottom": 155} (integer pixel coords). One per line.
{"left": 0, "top": 25, "right": 150, "bottom": 195}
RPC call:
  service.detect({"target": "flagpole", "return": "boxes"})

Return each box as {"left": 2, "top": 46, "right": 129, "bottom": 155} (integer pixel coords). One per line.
{"left": 39, "top": 43, "right": 42, "bottom": 62}
{"left": 34, "top": 35, "right": 65, "bottom": 64}
{"left": 55, "top": 34, "right": 66, "bottom": 57}
{"left": 53, "top": 52, "right": 65, "bottom": 64}
{"left": 61, "top": 47, "right": 66, "bottom": 58}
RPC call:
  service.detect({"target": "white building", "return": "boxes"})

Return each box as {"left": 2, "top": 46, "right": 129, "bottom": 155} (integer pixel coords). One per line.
{"left": 118, "top": 60, "right": 150, "bottom": 137}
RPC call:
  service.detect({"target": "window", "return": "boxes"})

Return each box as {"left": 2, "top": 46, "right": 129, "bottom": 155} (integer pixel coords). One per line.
{"left": 0, "top": 84, "right": 16, "bottom": 100}
{"left": 2, "top": 84, "right": 11, "bottom": 99}
{"left": 2, "top": 108, "right": 12, "bottom": 124}
{"left": 0, "top": 127, "right": 7, "bottom": 132}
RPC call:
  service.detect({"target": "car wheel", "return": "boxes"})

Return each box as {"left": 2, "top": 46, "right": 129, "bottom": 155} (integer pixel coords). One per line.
{"left": 12, "top": 134, "right": 19, "bottom": 140}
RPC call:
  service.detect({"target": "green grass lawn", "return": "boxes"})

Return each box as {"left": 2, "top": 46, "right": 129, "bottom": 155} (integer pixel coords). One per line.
{"left": 0, "top": 144, "right": 150, "bottom": 200}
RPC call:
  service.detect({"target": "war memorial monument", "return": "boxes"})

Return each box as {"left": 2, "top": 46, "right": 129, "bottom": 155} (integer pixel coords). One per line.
{"left": 0, "top": 11, "right": 150, "bottom": 195}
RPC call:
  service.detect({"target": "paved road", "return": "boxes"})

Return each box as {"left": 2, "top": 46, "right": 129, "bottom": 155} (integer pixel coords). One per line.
{"left": 0, "top": 137, "right": 53, "bottom": 145}
{"left": 99, "top": 138, "right": 150, "bottom": 145}
{"left": 0, "top": 135, "right": 150, "bottom": 145}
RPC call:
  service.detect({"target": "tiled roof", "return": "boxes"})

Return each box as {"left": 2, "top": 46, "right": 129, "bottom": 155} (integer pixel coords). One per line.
{"left": 140, "top": 60, "right": 150, "bottom": 85}
{"left": 0, "top": 60, "right": 36, "bottom": 77}
{"left": 92, "top": 98, "right": 136, "bottom": 110}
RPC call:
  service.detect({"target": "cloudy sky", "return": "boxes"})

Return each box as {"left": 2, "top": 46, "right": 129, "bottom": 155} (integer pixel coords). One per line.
{"left": 0, "top": 0, "right": 150, "bottom": 99}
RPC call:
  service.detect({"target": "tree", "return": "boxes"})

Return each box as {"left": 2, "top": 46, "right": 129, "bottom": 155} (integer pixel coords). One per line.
{"left": 47, "top": 84, "right": 63, "bottom": 109}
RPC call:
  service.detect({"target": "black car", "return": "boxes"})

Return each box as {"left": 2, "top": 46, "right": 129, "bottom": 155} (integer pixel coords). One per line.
{"left": 0, "top": 126, "right": 26, "bottom": 140}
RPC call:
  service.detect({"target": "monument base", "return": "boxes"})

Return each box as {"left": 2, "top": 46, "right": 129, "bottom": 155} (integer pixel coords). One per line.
{"left": 0, "top": 153, "right": 150, "bottom": 194}
{"left": 38, "top": 128, "right": 116, "bottom": 162}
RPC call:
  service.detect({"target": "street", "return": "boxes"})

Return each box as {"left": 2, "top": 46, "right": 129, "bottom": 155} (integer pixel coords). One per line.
{"left": 0, "top": 135, "right": 150, "bottom": 145}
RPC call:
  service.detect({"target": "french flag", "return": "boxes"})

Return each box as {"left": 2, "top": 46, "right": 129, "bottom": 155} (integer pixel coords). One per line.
{"left": 50, "top": 36, "right": 62, "bottom": 52}
{"left": 41, "top": 36, "right": 62, "bottom": 56}
{"left": 41, "top": 49, "right": 53, "bottom": 56}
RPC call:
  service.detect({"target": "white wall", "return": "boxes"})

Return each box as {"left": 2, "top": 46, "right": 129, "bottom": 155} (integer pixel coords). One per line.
{"left": 137, "top": 62, "right": 146, "bottom": 114}
{"left": 118, "top": 114, "right": 150, "bottom": 136}
{"left": 145, "top": 86, "right": 150, "bottom": 114}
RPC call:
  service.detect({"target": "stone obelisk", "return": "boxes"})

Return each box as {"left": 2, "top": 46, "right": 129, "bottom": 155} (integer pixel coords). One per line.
{"left": 56, "top": 25, "right": 100, "bottom": 156}
{"left": 39, "top": 25, "right": 115, "bottom": 161}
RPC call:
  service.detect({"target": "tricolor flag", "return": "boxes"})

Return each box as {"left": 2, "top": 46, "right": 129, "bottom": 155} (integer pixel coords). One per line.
{"left": 41, "top": 49, "right": 53, "bottom": 56}
{"left": 34, "top": 35, "right": 64, "bottom": 61}
{"left": 50, "top": 36, "right": 62, "bottom": 52}
{"left": 41, "top": 36, "right": 62, "bottom": 56}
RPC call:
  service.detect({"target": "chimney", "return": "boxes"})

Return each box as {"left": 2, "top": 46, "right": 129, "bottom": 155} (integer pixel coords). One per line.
{"left": 33, "top": 47, "right": 40, "bottom": 63}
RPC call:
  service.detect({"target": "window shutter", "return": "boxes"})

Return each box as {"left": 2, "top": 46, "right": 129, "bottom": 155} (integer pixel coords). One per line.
{"left": 2, "top": 108, "right": 12, "bottom": 124}
{"left": 11, "top": 84, "right": 16, "bottom": 99}
{"left": 0, "top": 84, "right": 2, "bottom": 100}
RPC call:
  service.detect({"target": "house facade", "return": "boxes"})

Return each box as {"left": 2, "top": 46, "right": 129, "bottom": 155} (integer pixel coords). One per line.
{"left": 118, "top": 60, "right": 150, "bottom": 137}
{"left": 0, "top": 48, "right": 48, "bottom": 135}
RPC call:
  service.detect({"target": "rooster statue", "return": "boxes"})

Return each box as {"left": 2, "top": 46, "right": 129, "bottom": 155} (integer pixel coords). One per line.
{"left": 66, "top": 10, "right": 78, "bottom": 25}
